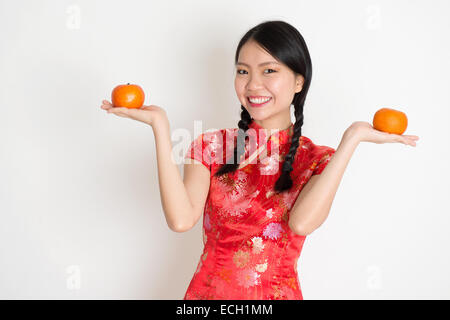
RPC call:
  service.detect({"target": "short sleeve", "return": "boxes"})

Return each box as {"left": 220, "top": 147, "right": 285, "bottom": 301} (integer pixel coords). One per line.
{"left": 184, "top": 133, "right": 211, "bottom": 170}
{"left": 311, "top": 146, "right": 335, "bottom": 176}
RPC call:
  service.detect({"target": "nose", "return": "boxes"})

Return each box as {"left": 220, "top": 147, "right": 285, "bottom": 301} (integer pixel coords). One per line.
{"left": 246, "top": 74, "right": 264, "bottom": 90}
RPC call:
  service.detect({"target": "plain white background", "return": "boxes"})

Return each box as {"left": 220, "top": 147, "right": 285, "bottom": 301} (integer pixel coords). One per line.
{"left": 1, "top": 0, "right": 449, "bottom": 299}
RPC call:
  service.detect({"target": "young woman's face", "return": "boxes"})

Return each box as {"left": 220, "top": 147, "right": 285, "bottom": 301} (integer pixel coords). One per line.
{"left": 234, "top": 39, "right": 304, "bottom": 127}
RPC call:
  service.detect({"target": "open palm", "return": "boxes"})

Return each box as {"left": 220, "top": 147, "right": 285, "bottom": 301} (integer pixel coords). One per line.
{"left": 350, "top": 121, "right": 420, "bottom": 147}
{"left": 100, "top": 99, "right": 166, "bottom": 126}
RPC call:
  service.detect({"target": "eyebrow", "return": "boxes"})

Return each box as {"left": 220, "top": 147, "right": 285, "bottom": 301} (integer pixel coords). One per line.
{"left": 236, "top": 61, "right": 280, "bottom": 67}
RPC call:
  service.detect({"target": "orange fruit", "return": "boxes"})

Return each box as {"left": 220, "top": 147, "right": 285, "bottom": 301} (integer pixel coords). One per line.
{"left": 372, "top": 108, "right": 408, "bottom": 135}
{"left": 111, "top": 83, "right": 145, "bottom": 109}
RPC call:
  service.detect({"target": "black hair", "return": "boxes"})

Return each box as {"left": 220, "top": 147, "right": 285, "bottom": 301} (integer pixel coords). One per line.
{"left": 214, "top": 20, "right": 313, "bottom": 193}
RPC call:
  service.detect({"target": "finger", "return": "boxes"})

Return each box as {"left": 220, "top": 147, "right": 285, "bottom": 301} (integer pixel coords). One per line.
{"left": 107, "top": 107, "right": 129, "bottom": 116}
{"left": 107, "top": 107, "right": 125, "bottom": 113}
{"left": 108, "top": 111, "right": 131, "bottom": 119}
{"left": 392, "top": 134, "right": 413, "bottom": 146}
{"left": 101, "top": 100, "right": 114, "bottom": 110}
{"left": 388, "top": 133, "right": 404, "bottom": 143}
{"left": 110, "top": 113, "right": 131, "bottom": 119}
{"left": 402, "top": 137, "right": 414, "bottom": 146}
{"left": 402, "top": 135, "right": 420, "bottom": 140}
{"left": 399, "top": 135, "right": 419, "bottom": 146}
{"left": 405, "top": 138, "right": 417, "bottom": 147}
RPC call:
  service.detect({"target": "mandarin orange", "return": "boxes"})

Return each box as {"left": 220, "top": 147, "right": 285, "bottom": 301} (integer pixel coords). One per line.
{"left": 373, "top": 108, "right": 408, "bottom": 135}
{"left": 111, "top": 83, "right": 145, "bottom": 109}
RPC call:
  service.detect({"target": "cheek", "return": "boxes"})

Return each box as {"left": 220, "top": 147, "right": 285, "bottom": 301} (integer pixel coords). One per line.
{"left": 234, "top": 79, "right": 246, "bottom": 97}
{"left": 268, "top": 79, "right": 292, "bottom": 102}
{"left": 234, "top": 78, "right": 241, "bottom": 89}
{"left": 266, "top": 78, "right": 284, "bottom": 93}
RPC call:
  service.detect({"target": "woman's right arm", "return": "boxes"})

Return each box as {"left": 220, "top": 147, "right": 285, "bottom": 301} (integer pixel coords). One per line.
{"left": 101, "top": 100, "right": 210, "bottom": 232}
{"left": 152, "top": 116, "right": 210, "bottom": 233}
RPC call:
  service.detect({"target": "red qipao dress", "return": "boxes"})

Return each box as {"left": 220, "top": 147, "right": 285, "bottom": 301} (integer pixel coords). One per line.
{"left": 183, "top": 120, "right": 335, "bottom": 300}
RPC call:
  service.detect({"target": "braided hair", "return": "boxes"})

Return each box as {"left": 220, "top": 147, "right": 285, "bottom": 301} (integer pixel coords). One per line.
{"left": 214, "top": 20, "right": 312, "bottom": 194}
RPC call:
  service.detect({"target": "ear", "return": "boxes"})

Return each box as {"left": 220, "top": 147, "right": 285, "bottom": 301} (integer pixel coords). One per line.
{"left": 295, "top": 75, "right": 305, "bottom": 93}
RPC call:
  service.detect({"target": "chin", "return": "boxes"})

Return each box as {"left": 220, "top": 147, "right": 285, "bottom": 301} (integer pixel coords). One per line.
{"left": 249, "top": 109, "right": 272, "bottom": 120}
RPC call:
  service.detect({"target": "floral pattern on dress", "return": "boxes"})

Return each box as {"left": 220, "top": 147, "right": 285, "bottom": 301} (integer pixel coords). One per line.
{"left": 251, "top": 236, "right": 265, "bottom": 254}
{"left": 262, "top": 222, "right": 284, "bottom": 240}
{"left": 183, "top": 121, "right": 335, "bottom": 300}
{"left": 259, "top": 153, "right": 281, "bottom": 176}
{"left": 236, "top": 268, "right": 261, "bottom": 288}
{"left": 233, "top": 249, "right": 250, "bottom": 268}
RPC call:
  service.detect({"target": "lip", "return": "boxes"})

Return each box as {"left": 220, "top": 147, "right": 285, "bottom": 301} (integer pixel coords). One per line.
{"left": 247, "top": 97, "right": 272, "bottom": 107}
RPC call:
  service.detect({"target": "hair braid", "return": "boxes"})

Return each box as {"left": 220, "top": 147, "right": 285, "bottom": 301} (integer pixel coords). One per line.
{"left": 213, "top": 105, "right": 252, "bottom": 176}
{"left": 273, "top": 103, "right": 304, "bottom": 193}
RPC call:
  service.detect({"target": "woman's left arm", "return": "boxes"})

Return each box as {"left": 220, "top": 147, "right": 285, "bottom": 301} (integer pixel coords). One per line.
{"left": 288, "top": 121, "right": 420, "bottom": 236}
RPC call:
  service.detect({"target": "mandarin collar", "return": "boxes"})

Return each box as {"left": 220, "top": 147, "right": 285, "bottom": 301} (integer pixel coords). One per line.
{"left": 247, "top": 120, "right": 294, "bottom": 146}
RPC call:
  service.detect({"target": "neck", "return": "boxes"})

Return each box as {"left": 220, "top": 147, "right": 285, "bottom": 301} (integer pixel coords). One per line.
{"left": 253, "top": 119, "right": 292, "bottom": 132}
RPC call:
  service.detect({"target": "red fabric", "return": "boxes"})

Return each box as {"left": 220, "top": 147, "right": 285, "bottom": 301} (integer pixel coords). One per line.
{"left": 183, "top": 120, "right": 335, "bottom": 300}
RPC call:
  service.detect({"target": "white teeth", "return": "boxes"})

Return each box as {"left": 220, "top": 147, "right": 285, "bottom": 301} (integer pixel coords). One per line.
{"left": 249, "top": 97, "right": 271, "bottom": 104}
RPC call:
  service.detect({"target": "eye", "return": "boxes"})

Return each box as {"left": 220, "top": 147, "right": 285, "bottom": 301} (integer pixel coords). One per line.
{"left": 236, "top": 69, "right": 276, "bottom": 75}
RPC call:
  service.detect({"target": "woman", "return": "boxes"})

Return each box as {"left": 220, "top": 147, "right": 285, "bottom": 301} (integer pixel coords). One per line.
{"left": 100, "top": 20, "right": 419, "bottom": 299}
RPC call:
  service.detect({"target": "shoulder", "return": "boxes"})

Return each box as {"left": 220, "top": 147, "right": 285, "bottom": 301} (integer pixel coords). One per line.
{"left": 297, "top": 135, "right": 335, "bottom": 161}
{"left": 197, "top": 128, "right": 237, "bottom": 145}
{"left": 189, "top": 128, "right": 237, "bottom": 158}
{"left": 190, "top": 128, "right": 231, "bottom": 143}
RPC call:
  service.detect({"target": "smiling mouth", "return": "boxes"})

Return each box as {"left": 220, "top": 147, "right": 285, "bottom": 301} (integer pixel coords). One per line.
{"left": 247, "top": 97, "right": 272, "bottom": 106}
